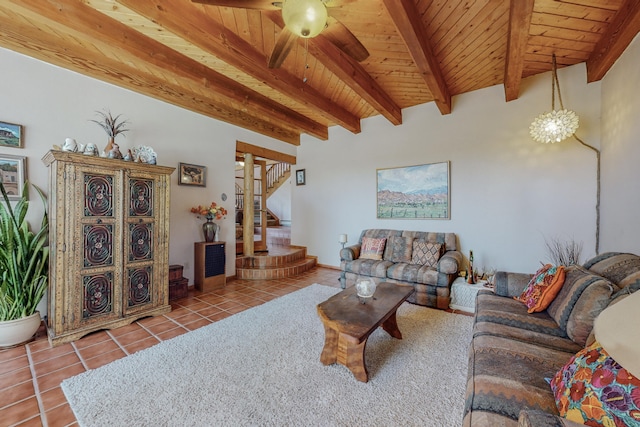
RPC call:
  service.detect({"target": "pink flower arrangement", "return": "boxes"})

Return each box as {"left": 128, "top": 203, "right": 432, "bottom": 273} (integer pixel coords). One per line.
{"left": 190, "top": 202, "right": 228, "bottom": 220}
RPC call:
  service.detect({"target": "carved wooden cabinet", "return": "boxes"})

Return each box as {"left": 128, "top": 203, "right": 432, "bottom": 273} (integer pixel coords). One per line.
{"left": 42, "top": 150, "right": 175, "bottom": 346}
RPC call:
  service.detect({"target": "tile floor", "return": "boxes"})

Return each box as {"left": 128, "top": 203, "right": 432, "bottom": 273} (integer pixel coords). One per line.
{"left": 0, "top": 266, "right": 341, "bottom": 427}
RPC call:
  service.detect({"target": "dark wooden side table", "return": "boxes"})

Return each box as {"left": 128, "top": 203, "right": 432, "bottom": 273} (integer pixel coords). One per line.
{"left": 316, "top": 282, "right": 414, "bottom": 382}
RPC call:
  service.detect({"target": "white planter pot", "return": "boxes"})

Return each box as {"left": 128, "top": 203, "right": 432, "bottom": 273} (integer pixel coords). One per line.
{"left": 0, "top": 311, "right": 42, "bottom": 348}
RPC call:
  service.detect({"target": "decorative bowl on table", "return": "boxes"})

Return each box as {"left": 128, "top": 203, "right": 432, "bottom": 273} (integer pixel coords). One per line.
{"left": 356, "top": 279, "right": 376, "bottom": 304}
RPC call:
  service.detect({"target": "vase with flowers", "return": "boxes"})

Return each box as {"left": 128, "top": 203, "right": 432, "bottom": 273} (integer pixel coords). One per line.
{"left": 190, "top": 202, "right": 228, "bottom": 242}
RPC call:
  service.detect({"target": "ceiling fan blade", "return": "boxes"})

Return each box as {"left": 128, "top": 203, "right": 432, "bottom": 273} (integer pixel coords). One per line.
{"left": 268, "top": 27, "right": 298, "bottom": 69}
{"left": 191, "top": 0, "right": 281, "bottom": 10}
{"left": 322, "top": 16, "right": 369, "bottom": 62}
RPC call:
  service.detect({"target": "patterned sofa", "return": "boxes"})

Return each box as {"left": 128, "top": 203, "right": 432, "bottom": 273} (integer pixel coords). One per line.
{"left": 339, "top": 229, "right": 462, "bottom": 309}
{"left": 463, "top": 252, "right": 640, "bottom": 426}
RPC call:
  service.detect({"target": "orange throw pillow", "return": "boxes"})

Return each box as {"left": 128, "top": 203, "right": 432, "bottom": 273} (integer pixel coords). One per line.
{"left": 514, "top": 264, "right": 566, "bottom": 313}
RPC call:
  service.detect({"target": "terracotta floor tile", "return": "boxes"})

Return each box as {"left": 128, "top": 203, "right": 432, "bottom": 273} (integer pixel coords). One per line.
{"left": 71, "top": 330, "right": 110, "bottom": 349}
{"left": 36, "top": 363, "right": 85, "bottom": 393}
{"left": 84, "top": 349, "right": 126, "bottom": 370}
{"left": 214, "top": 300, "right": 244, "bottom": 311}
{"left": 0, "top": 396, "right": 40, "bottom": 424}
{"left": 44, "top": 403, "right": 76, "bottom": 426}
{"left": 113, "top": 328, "right": 154, "bottom": 347}
{"left": 107, "top": 322, "right": 143, "bottom": 337}
{"left": 123, "top": 336, "right": 159, "bottom": 355}
{"left": 183, "top": 318, "right": 213, "bottom": 331}
{"left": 0, "top": 365, "right": 32, "bottom": 390}
{"left": 14, "top": 415, "right": 44, "bottom": 427}
{"left": 39, "top": 387, "right": 67, "bottom": 412}
{"left": 207, "top": 312, "right": 232, "bottom": 322}
{"left": 1, "top": 380, "right": 36, "bottom": 409}
{"left": 145, "top": 320, "right": 182, "bottom": 335}
{"left": 29, "top": 344, "right": 74, "bottom": 366}
{"left": 136, "top": 314, "right": 170, "bottom": 327}
{"left": 33, "top": 352, "right": 82, "bottom": 378}
{"left": 171, "top": 312, "right": 203, "bottom": 326}
{"left": 0, "top": 355, "right": 29, "bottom": 376}
{"left": 157, "top": 327, "right": 188, "bottom": 341}
{"left": 0, "top": 345, "right": 27, "bottom": 360}
{"left": 194, "top": 305, "right": 224, "bottom": 317}
{"left": 25, "top": 339, "right": 53, "bottom": 355}
{"left": 164, "top": 307, "right": 191, "bottom": 319}
{"left": 76, "top": 340, "right": 119, "bottom": 361}
{"left": 224, "top": 305, "right": 249, "bottom": 315}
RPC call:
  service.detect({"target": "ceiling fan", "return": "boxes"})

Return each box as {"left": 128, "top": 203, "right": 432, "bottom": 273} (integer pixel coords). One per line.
{"left": 192, "top": 0, "right": 370, "bottom": 68}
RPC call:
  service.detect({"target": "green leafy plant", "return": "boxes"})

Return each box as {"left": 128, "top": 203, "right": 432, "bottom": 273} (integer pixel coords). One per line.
{"left": 0, "top": 182, "right": 49, "bottom": 321}
{"left": 90, "top": 109, "right": 130, "bottom": 138}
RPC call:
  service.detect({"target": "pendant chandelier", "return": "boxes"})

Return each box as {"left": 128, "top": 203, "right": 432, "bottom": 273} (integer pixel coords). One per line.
{"left": 529, "top": 54, "right": 579, "bottom": 144}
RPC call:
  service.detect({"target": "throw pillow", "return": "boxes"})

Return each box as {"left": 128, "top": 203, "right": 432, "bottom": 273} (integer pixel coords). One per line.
{"left": 359, "top": 237, "right": 386, "bottom": 260}
{"left": 384, "top": 236, "right": 413, "bottom": 263}
{"left": 514, "top": 264, "right": 566, "bottom": 313}
{"left": 550, "top": 341, "right": 640, "bottom": 426}
{"left": 411, "top": 241, "right": 443, "bottom": 267}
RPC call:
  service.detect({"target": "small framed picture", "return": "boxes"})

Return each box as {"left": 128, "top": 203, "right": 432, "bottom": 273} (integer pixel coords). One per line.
{"left": 295, "top": 169, "right": 306, "bottom": 186}
{"left": 0, "top": 121, "right": 23, "bottom": 148}
{"left": 0, "top": 154, "right": 27, "bottom": 200}
{"left": 178, "top": 162, "right": 206, "bottom": 187}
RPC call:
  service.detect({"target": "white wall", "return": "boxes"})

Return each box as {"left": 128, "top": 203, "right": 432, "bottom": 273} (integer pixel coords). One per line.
{"left": 0, "top": 47, "right": 296, "bottom": 284}
{"left": 267, "top": 177, "right": 292, "bottom": 223}
{"left": 294, "top": 63, "right": 602, "bottom": 273}
{"left": 600, "top": 35, "right": 640, "bottom": 254}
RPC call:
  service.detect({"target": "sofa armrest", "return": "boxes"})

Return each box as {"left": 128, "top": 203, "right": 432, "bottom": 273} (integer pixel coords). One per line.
{"left": 340, "top": 244, "right": 361, "bottom": 261}
{"left": 518, "top": 409, "right": 585, "bottom": 427}
{"left": 438, "top": 250, "right": 462, "bottom": 275}
{"left": 494, "top": 271, "right": 532, "bottom": 297}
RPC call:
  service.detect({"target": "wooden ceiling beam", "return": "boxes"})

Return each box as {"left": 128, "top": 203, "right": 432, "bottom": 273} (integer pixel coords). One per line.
{"left": 0, "top": 5, "right": 300, "bottom": 145}
{"left": 263, "top": 10, "right": 403, "bottom": 126}
{"left": 117, "top": 0, "right": 361, "bottom": 134}
{"left": 7, "top": 0, "right": 326, "bottom": 143}
{"left": 586, "top": 0, "right": 640, "bottom": 82}
{"left": 504, "top": 0, "right": 535, "bottom": 101}
{"left": 382, "top": 0, "right": 452, "bottom": 115}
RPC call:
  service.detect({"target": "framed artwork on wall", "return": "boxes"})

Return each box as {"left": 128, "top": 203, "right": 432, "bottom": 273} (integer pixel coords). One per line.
{"left": 178, "top": 162, "right": 206, "bottom": 187}
{"left": 376, "top": 161, "right": 450, "bottom": 219}
{"left": 296, "top": 169, "right": 306, "bottom": 186}
{"left": 0, "top": 154, "right": 27, "bottom": 200}
{"left": 0, "top": 121, "right": 23, "bottom": 148}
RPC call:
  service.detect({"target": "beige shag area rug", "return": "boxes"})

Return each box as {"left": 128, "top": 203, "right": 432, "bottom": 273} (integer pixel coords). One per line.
{"left": 62, "top": 284, "right": 473, "bottom": 426}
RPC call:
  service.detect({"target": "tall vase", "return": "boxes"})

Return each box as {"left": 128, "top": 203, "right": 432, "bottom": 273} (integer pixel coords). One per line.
{"left": 202, "top": 216, "right": 218, "bottom": 243}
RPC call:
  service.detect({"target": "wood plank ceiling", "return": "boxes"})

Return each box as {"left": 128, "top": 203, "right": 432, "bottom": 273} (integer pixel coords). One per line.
{"left": 1, "top": 0, "right": 639, "bottom": 145}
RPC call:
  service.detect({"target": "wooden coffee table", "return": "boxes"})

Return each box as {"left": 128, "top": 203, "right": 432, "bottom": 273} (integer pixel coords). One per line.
{"left": 316, "top": 282, "right": 414, "bottom": 382}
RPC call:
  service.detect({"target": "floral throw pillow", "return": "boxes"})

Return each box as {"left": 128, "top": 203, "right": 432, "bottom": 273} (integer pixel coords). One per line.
{"left": 359, "top": 237, "right": 386, "bottom": 260}
{"left": 550, "top": 341, "right": 640, "bottom": 426}
{"left": 514, "top": 264, "right": 566, "bottom": 313}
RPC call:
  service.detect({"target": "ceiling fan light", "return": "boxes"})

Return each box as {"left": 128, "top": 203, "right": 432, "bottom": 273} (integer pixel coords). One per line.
{"left": 282, "top": 0, "right": 328, "bottom": 38}
{"left": 529, "top": 109, "right": 579, "bottom": 144}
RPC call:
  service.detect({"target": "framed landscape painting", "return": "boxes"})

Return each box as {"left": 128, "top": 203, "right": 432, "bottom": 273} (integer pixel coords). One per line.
{"left": 377, "top": 161, "right": 450, "bottom": 219}
{"left": 0, "top": 154, "right": 27, "bottom": 200}
{"left": 0, "top": 121, "right": 23, "bottom": 148}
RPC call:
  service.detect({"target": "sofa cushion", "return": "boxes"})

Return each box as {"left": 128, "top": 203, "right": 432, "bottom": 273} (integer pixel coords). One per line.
{"left": 383, "top": 235, "right": 413, "bottom": 263}
{"left": 360, "top": 237, "right": 386, "bottom": 260}
{"left": 583, "top": 252, "right": 640, "bottom": 290}
{"left": 341, "top": 258, "right": 392, "bottom": 279}
{"left": 411, "top": 241, "right": 443, "bottom": 267}
{"left": 475, "top": 292, "right": 569, "bottom": 339}
{"left": 464, "top": 333, "right": 575, "bottom": 426}
{"left": 515, "top": 264, "right": 566, "bottom": 313}
{"left": 386, "top": 263, "right": 439, "bottom": 286}
{"left": 547, "top": 265, "right": 615, "bottom": 346}
{"left": 550, "top": 341, "right": 640, "bottom": 426}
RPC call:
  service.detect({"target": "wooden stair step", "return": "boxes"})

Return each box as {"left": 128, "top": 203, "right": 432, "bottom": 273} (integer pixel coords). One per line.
{"left": 236, "top": 256, "right": 317, "bottom": 280}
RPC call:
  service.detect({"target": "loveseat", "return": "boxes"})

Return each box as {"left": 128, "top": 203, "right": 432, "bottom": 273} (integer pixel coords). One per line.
{"left": 463, "top": 252, "right": 640, "bottom": 426}
{"left": 339, "top": 229, "right": 462, "bottom": 309}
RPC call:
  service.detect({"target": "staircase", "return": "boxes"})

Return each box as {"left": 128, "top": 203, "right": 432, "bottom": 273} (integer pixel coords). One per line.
{"left": 235, "top": 246, "right": 317, "bottom": 280}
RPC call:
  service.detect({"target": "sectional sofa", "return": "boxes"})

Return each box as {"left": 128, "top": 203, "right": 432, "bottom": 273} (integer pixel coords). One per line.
{"left": 463, "top": 252, "right": 640, "bottom": 426}
{"left": 339, "top": 229, "right": 462, "bottom": 309}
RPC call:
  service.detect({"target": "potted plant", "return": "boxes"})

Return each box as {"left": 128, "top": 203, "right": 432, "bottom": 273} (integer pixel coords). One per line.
{"left": 90, "top": 109, "right": 130, "bottom": 155}
{"left": 0, "top": 181, "right": 49, "bottom": 347}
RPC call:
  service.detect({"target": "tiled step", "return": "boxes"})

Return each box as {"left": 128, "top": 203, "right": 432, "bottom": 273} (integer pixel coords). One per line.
{"left": 236, "top": 247, "right": 317, "bottom": 280}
